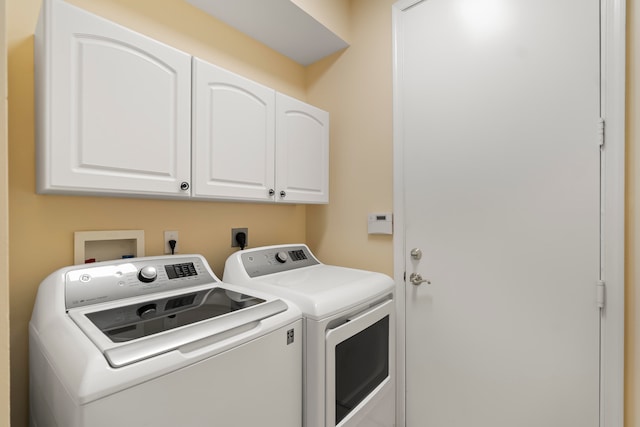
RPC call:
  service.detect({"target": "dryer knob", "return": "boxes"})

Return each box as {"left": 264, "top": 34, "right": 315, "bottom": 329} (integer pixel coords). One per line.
{"left": 275, "top": 251, "right": 288, "bottom": 263}
{"left": 138, "top": 266, "right": 158, "bottom": 283}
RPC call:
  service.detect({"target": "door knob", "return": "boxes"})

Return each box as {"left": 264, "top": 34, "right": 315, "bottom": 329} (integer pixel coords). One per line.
{"left": 409, "top": 272, "right": 431, "bottom": 286}
{"left": 410, "top": 248, "right": 422, "bottom": 260}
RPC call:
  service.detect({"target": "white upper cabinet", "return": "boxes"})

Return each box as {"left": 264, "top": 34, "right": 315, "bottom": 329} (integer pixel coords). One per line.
{"left": 193, "top": 60, "right": 329, "bottom": 204}
{"left": 35, "top": 0, "right": 192, "bottom": 198}
{"left": 275, "top": 93, "right": 329, "bottom": 204}
{"left": 192, "top": 58, "right": 276, "bottom": 201}
{"left": 35, "top": 0, "right": 329, "bottom": 204}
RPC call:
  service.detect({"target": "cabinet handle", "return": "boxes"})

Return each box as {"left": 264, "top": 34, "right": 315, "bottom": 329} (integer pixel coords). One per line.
{"left": 268, "top": 189, "right": 275, "bottom": 197}
{"left": 280, "top": 190, "right": 286, "bottom": 198}
{"left": 180, "top": 182, "right": 189, "bottom": 191}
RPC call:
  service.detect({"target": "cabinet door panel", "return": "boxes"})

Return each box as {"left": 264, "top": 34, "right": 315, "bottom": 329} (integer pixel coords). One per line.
{"left": 36, "top": 0, "right": 191, "bottom": 197}
{"left": 192, "top": 59, "right": 275, "bottom": 201}
{"left": 275, "top": 93, "right": 329, "bottom": 204}
{"left": 77, "top": 38, "right": 177, "bottom": 176}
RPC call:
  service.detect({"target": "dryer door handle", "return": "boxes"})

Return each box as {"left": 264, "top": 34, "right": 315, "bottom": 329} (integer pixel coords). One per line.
{"left": 326, "top": 296, "right": 393, "bottom": 336}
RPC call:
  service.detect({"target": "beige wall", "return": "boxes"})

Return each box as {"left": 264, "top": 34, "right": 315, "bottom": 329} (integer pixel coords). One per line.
{"left": 1, "top": 0, "right": 10, "bottom": 425}
{"left": 7, "top": 0, "right": 310, "bottom": 425}
{"left": 627, "top": 0, "right": 640, "bottom": 426}
{"left": 307, "top": 0, "right": 396, "bottom": 275}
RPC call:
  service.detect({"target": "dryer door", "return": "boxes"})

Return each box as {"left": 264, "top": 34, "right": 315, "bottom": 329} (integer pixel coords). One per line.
{"left": 325, "top": 298, "right": 395, "bottom": 427}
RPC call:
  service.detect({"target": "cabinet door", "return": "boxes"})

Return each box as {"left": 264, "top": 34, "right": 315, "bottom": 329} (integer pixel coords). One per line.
{"left": 192, "top": 58, "right": 276, "bottom": 201}
{"left": 35, "top": 0, "right": 192, "bottom": 198}
{"left": 275, "top": 93, "right": 329, "bottom": 204}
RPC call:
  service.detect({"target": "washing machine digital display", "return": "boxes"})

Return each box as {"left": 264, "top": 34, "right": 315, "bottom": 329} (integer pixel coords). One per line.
{"left": 165, "top": 262, "right": 198, "bottom": 279}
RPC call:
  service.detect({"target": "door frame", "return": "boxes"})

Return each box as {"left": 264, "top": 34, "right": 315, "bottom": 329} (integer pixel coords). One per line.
{"left": 391, "top": 1, "right": 626, "bottom": 426}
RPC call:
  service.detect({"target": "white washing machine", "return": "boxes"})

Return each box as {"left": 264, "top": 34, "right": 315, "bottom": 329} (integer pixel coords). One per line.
{"left": 30, "top": 254, "right": 302, "bottom": 427}
{"left": 224, "top": 244, "right": 395, "bottom": 427}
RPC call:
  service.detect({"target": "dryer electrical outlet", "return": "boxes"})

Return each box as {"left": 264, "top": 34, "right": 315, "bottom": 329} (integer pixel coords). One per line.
{"left": 231, "top": 228, "right": 248, "bottom": 248}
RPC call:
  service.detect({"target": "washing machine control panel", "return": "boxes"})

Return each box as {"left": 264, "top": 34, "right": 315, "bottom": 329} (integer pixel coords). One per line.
{"left": 240, "top": 245, "right": 320, "bottom": 278}
{"left": 65, "top": 255, "right": 216, "bottom": 309}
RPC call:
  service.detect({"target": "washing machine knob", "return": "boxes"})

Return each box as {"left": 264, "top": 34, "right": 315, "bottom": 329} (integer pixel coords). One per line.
{"left": 137, "top": 303, "right": 157, "bottom": 319}
{"left": 275, "top": 251, "right": 288, "bottom": 263}
{"left": 138, "top": 266, "right": 158, "bottom": 283}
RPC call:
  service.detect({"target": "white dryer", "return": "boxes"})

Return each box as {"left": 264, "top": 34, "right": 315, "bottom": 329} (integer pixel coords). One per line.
{"left": 30, "top": 254, "right": 302, "bottom": 427}
{"left": 224, "top": 244, "right": 395, "bottom": 427}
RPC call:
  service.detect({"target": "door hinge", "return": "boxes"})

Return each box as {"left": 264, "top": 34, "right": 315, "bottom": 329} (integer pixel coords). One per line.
{"left": 596, "top": 280, "right": 605, "bottom": 309}
{"left": 598, "top": 118, "right": 605, "bottom": 147}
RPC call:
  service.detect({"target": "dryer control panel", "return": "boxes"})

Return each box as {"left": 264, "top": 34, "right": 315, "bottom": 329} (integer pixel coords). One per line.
{"left": 65, "top": 255, "right": 217, "bottom": 309}
{"left": 240, "top": 245, "right": 320, "bottom": 278}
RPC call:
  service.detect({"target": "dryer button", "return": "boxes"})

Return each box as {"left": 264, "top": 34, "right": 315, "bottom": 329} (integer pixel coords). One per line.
{"left": 275, "top": 252, "right": 288, "bottom": 263}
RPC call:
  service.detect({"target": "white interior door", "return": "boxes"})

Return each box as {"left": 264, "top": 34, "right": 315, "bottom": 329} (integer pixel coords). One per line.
{"left": 394, "top": 0, "right": 601, "bottom": 426}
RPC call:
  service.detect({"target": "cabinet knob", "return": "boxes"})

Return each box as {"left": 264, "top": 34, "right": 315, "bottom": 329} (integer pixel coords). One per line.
{"left": 280, "top": 190, "right": 286, "bottom": 198}
{"left": 180, "top": 182, "right": 189, "bottom": 191}
{"left": 268, "top": 189, "right": 275, "bottom": 197}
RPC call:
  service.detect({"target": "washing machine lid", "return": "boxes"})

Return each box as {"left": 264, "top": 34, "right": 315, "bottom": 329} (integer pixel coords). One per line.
{"left": 236, "top": 264, "right": 394, "bottom": 319}
{"left": 68, "top": 284, "right": 289, "bottom": 368}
